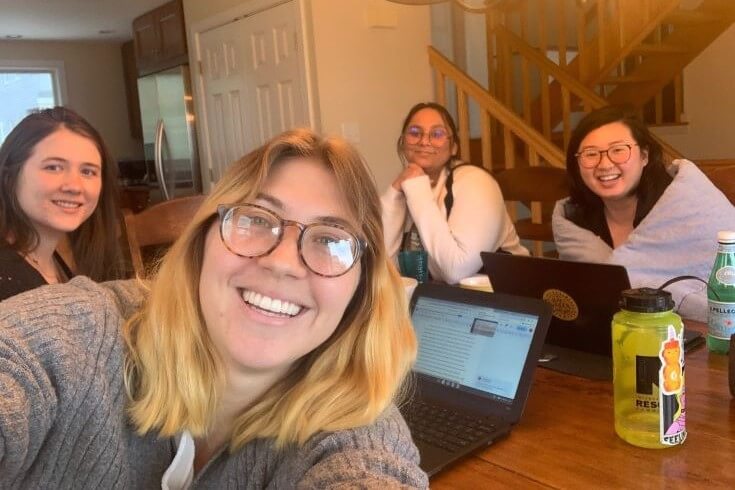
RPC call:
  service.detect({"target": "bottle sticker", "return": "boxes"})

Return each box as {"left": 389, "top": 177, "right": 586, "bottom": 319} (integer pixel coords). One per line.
{"left": 658, "top": 326, "right": 686, "bottom": 446}
{"left": 708, "top": 300, "right": 735, "bottom": 340}
{"left": 718, "top": 243, "right": 735, "bottom": 254}
{"left": 715, "top": 266, "right": 735, "bottom": 286}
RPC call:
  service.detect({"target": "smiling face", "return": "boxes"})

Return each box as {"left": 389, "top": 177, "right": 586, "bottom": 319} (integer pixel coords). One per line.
{"left": 402, "top": 107, "right": 458, "bottom": 180}
{"left": 198, "top": 157, "right": 362, "bottom": 381}
{"left": 15, "top": 127, "right": 103, "bottom": 242}
{"left": 577, "top": 122, "right": 648, "bottom": 203}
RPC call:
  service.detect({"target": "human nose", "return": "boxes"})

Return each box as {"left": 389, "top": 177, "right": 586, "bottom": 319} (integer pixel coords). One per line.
{"left": 596, "top": 150, "right": 614, "bottom": 168}
{"left": 60, "top": 170, "right": 83, "bottom": 193}
{"left": 416, "top": 131, "right": 432, "bottom": 146}
{"left": 256, "top": 225, "right": 308, "bottom": 278}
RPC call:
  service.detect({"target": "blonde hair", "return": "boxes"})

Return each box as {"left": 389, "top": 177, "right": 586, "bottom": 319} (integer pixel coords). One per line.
{"left": 123, "top": 128, "right": 417, "bottom": 449}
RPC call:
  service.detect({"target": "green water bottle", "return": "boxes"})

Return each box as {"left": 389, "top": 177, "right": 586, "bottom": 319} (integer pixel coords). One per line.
{"left": 612, "top": 288, "right": 686, "bottom": 448}
{"left": 707, "top": 231, "right": 735, "bottom": 354}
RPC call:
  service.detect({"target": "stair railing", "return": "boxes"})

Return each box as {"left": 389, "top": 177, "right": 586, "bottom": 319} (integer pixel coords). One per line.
{"left": 487, "top": 0, "right": 685, "bottom": 124}
{"left": 492, "top": 25, "right": 683, "bottom": 162}
{"left": 429, "top": 46, "right": 565, "bottom": 172}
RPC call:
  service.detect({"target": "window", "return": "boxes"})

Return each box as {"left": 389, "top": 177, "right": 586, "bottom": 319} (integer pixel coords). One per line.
{"left": 0, "top": 60, "right": 68, "bottom": 143}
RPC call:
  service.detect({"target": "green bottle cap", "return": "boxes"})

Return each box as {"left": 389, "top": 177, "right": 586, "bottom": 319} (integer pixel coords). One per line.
{"left": 619, "top": 287, "right": 674, "bottom": 313}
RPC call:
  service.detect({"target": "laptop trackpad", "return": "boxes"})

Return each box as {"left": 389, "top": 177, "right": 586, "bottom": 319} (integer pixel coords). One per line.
{"left": 538, "top": 344, "right": 612, "bottom": 380}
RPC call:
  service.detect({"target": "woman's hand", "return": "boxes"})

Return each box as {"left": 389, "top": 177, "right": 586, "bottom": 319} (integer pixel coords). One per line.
{"left": 392, "top": 163, "right": 426, "bottom": 191}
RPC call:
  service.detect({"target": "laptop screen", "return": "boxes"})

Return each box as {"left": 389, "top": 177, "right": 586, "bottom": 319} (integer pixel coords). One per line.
{"left": 411, "top": 295, "right": 541, "bottom": 406}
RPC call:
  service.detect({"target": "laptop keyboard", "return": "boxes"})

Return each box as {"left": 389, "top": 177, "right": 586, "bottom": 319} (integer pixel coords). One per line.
{"left": 402, "top": 399, "right": 499, "bottom": 453}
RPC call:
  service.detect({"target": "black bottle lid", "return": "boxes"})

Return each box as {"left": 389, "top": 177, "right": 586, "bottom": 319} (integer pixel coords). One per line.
{"left": 619, "top": 287, "right": 674, "bottom": 313}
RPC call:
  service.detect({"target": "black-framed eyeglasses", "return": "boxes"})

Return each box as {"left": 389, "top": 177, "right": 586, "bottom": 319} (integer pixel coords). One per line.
{"left": 217, "top": 204, "right": 365, "bottom": 278}
{"left": 404, "top": 125, "right": 451, "bottom": 147}
{"left": 575, "top": 143, "right": 639, "bottom": 168}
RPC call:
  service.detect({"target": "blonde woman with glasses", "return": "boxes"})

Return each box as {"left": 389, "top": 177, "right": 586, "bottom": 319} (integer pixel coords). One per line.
{"left": 0, "top": 129, "right": 428, "bottom": 488}
{"left": 552, "top": 105, "right": 735, "bottom": 322}
{"left": 382, "top": 102, "right": 527, "bottom": 285}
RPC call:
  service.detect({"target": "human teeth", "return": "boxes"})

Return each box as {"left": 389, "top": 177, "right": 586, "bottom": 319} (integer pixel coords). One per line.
{"left": 242, "top": 290, "right": 302, "bottom": 316}
{"left": 598, "top": 174, "right": 620, "bottom": 181}
{"left": 54, "top": 200, "right": 82, "bottom": 208}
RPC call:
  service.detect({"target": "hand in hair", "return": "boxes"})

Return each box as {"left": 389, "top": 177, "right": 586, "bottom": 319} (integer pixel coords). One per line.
{"left": 392, "top": 162, "right": 426, "bottom": 191}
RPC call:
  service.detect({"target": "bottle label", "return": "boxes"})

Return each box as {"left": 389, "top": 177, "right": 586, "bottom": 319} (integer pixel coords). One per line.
{"left": 707, "top": 299, "right": 735, "bottom": 340}
{"left": 717, "top": 243, "right": 735, "bottom": 254}
{"left": 658, "top": 326, "right": 686, "bottom": 446}
{"left": 715, "top": 266, "right": 735, "bottom": 286}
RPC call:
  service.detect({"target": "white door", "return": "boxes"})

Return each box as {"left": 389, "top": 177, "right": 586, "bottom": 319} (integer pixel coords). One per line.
{"left": 197, "top": 0, "right": 309, "bottom": 185}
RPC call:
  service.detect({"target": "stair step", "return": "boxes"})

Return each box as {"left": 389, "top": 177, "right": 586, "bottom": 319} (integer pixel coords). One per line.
{"left": 602, "top": 74, "right": 657, "bottom": 85}
{"left": 664, "top": 9, "right": 721, "bottom": 25}
{"left": 631, "top": 43, "right": 690, "bottom": 55}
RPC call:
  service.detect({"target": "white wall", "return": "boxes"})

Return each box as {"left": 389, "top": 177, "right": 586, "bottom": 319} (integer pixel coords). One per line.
{"left": 183, "top": 0, "right": 433, "bottom": 191}
{"left": 651, "top": 24, "right": 735, "bottom": 161}
{"left": 310, "top": 0, "right": 433, "bottom": 190}
{"left": 0, "top": 40, "right": 142, "bottom": 161}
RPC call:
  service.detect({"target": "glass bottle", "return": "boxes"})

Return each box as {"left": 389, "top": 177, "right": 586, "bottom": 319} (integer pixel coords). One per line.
{"left": 707, "top": 231, "right": 735, "bottom": 354}
{"left": 612, "top": 288, "right": 686, "bottom": 448}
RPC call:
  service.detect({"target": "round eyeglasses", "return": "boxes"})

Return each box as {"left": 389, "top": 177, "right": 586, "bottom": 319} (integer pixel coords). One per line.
{"left": 217, "top": 204, "right": 365, "bottom": 277}
{"left": 403, "top": 125, "right": 451, "bottom": 147}
{"left": 575, "top": 143, "right": 639, "bottom": 168}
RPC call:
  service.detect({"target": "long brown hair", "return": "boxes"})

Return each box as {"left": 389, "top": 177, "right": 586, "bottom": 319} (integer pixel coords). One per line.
{"left": 0, "top": 106, "right": 125, "bottom": 280}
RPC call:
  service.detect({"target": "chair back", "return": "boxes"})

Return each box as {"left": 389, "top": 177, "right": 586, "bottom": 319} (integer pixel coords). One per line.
{"left": 494, "top": 166, "right": 569, "bottom": 256}
{"left": 706, "top": 166, "right": 735, "bottom": 206}
{"left": 122, "top": 194, "right": 206, "bottom": 277}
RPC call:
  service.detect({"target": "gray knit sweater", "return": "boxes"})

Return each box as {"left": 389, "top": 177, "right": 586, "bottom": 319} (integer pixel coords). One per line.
{"left": 0, "top": 277, "right": 428, "bottom": 489}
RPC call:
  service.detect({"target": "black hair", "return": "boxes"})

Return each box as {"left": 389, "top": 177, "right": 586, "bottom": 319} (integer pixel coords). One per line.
{"left": 396, "top": 102, "right": 460, "bottom": 166}
{"left": 564, "top": 105, "right": 673, "bottom": 246}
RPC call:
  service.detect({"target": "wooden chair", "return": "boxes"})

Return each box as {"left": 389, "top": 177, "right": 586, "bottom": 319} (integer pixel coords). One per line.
{"left": 705, "top": 166, "right": 735, "bottom": 206}
{"left": 122, "top": 194, "right": 206, "bottom": 277}
{"left": 494, "top": 166, "right": 569, "bottom": 256}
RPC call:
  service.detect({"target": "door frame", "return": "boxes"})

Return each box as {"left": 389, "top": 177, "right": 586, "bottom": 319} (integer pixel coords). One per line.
{"left": 187, "top": 0, "right": 320, "bottom": 193}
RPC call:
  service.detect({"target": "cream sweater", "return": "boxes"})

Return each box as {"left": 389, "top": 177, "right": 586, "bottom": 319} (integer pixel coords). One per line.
{"left": 382, "top": 163, "right": 527, "bottom": 284}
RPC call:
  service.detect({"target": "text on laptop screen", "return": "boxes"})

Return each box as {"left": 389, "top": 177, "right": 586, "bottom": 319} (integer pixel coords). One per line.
{"left": 411, "top": 296, "right": 540, "bottom": 404}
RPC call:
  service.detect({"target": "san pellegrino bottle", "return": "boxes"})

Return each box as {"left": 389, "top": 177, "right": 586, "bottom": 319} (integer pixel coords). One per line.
{"left": 707, "top": 231, "right": 735, "bottom": 354}
{"left": 612, "top": 288, "right": 686, "bottom": 448}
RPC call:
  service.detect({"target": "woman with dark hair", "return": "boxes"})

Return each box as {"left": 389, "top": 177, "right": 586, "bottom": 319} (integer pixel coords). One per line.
{"left": 552, "top": 105, "right": 735, "bottom": 321}
{"left": 382, "top": 102, "right": 527, "bottom": 285}
{"left": 0, "top": 106, "right": 125, "bottom": 300}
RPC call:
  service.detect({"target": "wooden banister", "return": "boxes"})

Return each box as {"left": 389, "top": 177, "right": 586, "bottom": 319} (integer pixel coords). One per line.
{"left": 429, "top": 46, "right": 566, "bottom": 169}
{"left": 491, "top": 17, "right": 683, "bottom": 163}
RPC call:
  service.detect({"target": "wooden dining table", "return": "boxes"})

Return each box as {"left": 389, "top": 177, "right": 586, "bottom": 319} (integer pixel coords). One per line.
{"left": 431, "top": 321, "right": 735, "bottom": 488}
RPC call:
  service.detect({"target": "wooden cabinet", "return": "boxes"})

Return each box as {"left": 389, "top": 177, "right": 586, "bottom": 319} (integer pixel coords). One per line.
{"left": 132, "top": 0, "right": 188, "bottom": 76}
{"left": 121, "top": 41, "right": 142, "bottom": 139}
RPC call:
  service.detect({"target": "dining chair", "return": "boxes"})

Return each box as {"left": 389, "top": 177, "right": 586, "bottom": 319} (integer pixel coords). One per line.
{"left": 122, "top": 194, "right": 206, "bottom": 277}
{"left": 494, "top": 166, "right": 569, "bottom": 256}
{"left": 706, "top": 166, "right": 735, "bottom": 206}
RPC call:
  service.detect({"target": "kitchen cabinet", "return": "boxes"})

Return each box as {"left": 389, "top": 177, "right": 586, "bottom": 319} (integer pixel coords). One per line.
{"left": 132, "top": 0, "right": 188, "bottom": 76}
{"left": 121, "top": 41, "right": 142, "bottom": 139}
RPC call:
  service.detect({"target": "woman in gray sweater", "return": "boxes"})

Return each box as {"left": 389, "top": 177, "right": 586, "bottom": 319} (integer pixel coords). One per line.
{"left": 0, "top": 129, "right": 427, "bottom": 489}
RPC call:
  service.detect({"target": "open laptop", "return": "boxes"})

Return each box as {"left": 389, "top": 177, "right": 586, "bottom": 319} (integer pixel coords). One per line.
{"left": 401, "top": 283, "right": 551, "bottom": 477}
{"left": 481, "top": 252, "right": 705, "bottom": 380}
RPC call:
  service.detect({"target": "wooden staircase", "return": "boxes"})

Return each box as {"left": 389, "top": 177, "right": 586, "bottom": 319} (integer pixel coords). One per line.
{"left": 603, "top": 1, "right": 735, "bottom": 109}
{"left": 486, "top": 0, "right": 735, "bottom": 135}
{"left": 423, "top": 0, "right": 735, "bottom": 254}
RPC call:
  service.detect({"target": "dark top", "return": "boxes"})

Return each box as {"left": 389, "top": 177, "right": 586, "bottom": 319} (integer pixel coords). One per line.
{"left": 0, "top": 247, "right": 73, "bottom": 302}
{"left": 564, "top": 164, "right": 674, "bottom": 248}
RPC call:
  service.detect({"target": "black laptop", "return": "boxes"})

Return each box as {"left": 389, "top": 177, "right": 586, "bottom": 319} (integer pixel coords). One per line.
{"left": 401, "top": 283, "right": 551, "bottom": 477}
{"left": 481, "top": 252, "right": 705, "bottom": 380}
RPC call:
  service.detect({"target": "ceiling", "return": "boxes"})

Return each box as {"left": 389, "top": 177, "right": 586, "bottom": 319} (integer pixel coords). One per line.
{"left": 0, "top": 0, "right": 172, "bottom": 43}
